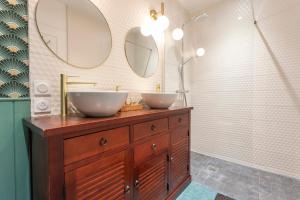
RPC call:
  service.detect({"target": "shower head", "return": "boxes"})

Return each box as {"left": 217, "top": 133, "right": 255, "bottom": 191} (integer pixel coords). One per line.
{"left": 191, "top": 13, "right": 208, "bottom": 21}
{"left": 182, "top": 13, "right": 208, "bottom": 28}
{"left": 172, "top": 12, "right": 208, "bottom": 40}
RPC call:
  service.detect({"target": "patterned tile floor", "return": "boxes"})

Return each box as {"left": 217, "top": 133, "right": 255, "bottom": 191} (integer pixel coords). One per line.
{"left": 191, "top": 152, "right": 300, "bottom": 200}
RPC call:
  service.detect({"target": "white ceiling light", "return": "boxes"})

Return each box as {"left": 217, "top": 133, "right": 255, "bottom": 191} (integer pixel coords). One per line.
{"left": 196, "top": 48, "right": 206, "bottom": 57}
{"left": 172, "top": 28, "right": 184, "bottom": 41}
{"left": 157, "top": 15, "right": 170, "bottom": 31}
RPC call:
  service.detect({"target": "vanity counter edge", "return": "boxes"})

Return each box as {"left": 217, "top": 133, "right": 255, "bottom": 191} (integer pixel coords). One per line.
{"left": 23, "top": 107, "right": 193, "bottom": 138}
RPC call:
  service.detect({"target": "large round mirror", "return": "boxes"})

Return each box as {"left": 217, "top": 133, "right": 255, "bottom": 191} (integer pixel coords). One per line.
{"left": 125, "top": 27, "right": 159, "bottom": 78}
{"left": 36, "top": 0, "right": 112, "bottom": 68}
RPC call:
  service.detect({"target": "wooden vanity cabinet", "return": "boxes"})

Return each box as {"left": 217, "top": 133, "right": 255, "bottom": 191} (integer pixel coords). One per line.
{"left": 170, "top": 137, "right": 189, "bottom": 190}
{"left": 169, "top": 118, "right": 190, "bottom": 191}
{"left": 64, "top": 150, "right": 131, "bottom": 200}
{"left": 134, "top": 152, "right": 169, "bottom": 200}
{"left": 24, "top": 107, "right": 192, "bottom": 200}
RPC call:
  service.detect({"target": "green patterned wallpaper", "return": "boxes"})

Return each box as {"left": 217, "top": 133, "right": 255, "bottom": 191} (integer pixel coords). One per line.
{"left": 0, "top": 0, "right": 28, "bottom": 98}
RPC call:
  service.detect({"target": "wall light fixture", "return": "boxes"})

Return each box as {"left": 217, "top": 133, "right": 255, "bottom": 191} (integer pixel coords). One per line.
{"left": 141, "top": 2, "right": 170, "bottom": 36}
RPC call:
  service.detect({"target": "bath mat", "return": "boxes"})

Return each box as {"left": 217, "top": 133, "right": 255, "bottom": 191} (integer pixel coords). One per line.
{"left": 177, "top": 182, "right": 235, "bottom": 200}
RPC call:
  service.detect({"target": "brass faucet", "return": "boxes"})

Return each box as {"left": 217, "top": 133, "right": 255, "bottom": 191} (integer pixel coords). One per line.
{"left": 60, "top": 74, "right": 97, "bottom": 117}
{"left": 155, "top": 83, "right": 161, "bottom": 93}
{"left": 115, "top": 85, "right": 121, "bottom": 92}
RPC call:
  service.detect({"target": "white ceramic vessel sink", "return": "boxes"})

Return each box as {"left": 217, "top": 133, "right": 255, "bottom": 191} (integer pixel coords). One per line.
{"left": 141, "top": 93, "right": 177, "bottom": 109}
{"left": 68, "top": 89, "right": 128, "bottom": 117}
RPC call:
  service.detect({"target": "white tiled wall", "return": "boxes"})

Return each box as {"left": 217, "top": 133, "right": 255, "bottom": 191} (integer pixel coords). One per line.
{"left": 29, "top": 0, "right": 186, "bottom": 115}
{"left": 187, "top": 0, "right": 300, "bottom": 179}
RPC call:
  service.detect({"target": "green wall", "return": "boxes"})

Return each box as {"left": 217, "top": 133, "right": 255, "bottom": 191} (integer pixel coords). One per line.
{"left": 0, "top": 0, "right": 30, "bottom": 199}
{"left": 0, "top": 99, "right": 30, "bottom": 200}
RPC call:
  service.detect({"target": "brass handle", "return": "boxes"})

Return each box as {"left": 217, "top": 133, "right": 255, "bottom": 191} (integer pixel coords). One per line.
{"left": 99, "top": 137, "right": 108, "bottom": 146}
{"left": 124, "top": 185, "right": 130, "bottom": 194}
{"left": 152, "top": 143, "right": 157, "bottom": 151}
{"left": 150, "top": 124, "right": 157, "bottom": 131}
{"left": 178, "top": 117, "right": 182, "bottom": 123}
{"left": 134, "top": 180, "right": 140, "bottom": 188}
{"left": 115, "top": 85, "right": 121, "bottom": 91}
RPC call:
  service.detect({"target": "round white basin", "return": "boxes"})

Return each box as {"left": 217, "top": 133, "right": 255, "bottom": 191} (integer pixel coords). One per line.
{"left": 141, "top": 93, "right": 177, "bottom": 109}
{"left": 68, "top": 90, "right": 128, "bottom": 117}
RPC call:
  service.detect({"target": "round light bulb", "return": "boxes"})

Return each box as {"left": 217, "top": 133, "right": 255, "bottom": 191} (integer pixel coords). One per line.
{"left": 140, "top": 17, "right": 155, "bottom": 36}
{"left": 157, "top": 15, "right": 170, "bottom": 31}
{"left": 140, "top": 26, "right": 151, "bottom": 36}
{"left": 196, "top": 48, "right": 206, "bottom": 57}
{"left": 172, "top": 28, "right": 184, "bottom": 41}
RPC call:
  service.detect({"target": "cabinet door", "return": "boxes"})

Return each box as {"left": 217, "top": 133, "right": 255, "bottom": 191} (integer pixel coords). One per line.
{"left": 134, "top": 152, "right": 169, "bottom": 200}
{"left": 170, "top": 137, "right": 189, "bottom": 190}
{"left": 65, "top": 150, "right": 130, "bottom": 200}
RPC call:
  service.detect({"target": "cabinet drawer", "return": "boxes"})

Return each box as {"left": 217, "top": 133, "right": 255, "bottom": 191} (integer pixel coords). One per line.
{"left": 169, "top": 113, "right": 189, "bottom": 129}
{"left": 133, "top": 118, "right": 168, "bottom": 141}
{"left": 134, "top": 134, "right": 169, "bottom": 165}
{"left": 64, "top": 127, "right": 129, "bottom": 165}
{"left": 171, "top": 127, "right": 189, "bottom": 145}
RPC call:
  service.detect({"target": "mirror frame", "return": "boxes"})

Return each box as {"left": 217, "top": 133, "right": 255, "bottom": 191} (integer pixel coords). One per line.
{"left": 124, "top": 27, "right": 159, "bottom": 78}
{"left": 35, "top": 0, "right": 112, "bottom": 69}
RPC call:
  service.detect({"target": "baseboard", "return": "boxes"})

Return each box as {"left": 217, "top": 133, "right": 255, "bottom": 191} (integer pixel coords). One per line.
{"left": 191, "top": 149, "right": 300, "bottom": 181}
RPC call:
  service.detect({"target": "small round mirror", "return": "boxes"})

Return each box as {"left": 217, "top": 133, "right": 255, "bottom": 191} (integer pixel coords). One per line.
{"left": 125, "top": 27, "right": 159, "bottom": 78}
{"left": 36, "top": 0, "right": 112, "bottom": 68}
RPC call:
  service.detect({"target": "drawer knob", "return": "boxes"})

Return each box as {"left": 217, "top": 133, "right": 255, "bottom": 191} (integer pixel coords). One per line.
{"left": 134, "top": 180, "right": 140, "bottom": 188}
{"left": 99, "top": 137, "right": 108, "bottom": 146}
{"left": 152, "top": 143, "right": 157, "bottom": 151}
{"left": 178, "top": 118, "right": 182, "bottom": 123}
{"left": 124, "top": 185, "right": 130, "bottom": 194}
{"left": 150, "top": 124, "right": 157, "bottom": 131}
{"left": 170, "top": 156, "right": 174, "bottom": 161}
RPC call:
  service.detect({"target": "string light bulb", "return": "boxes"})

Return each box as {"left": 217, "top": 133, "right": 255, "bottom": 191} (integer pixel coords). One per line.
{"left": 196, "top": 48, "right": 206, "bottom": 57}
{"left": 172, "top": 28, "right": 184, "bottom": 40}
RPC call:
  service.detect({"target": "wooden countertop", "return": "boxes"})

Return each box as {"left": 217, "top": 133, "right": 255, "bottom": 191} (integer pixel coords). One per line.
{"left": 24, "top": 107, "right": 193, "bottom": 138}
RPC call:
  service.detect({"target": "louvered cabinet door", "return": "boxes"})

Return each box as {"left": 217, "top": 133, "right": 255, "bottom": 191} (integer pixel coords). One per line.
{"left": 134, "top": 152, "right": 168, "bottom": 200}
{"left": 170, "top": 138, "right": 189, "bottom": 190}
{"left": 64, "top": 150, "right": 130, "bottom": 200}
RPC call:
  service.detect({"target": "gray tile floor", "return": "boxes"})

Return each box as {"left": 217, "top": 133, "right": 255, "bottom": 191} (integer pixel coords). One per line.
{"left": 191, "top": 152, "right": 300, "bottom": 200}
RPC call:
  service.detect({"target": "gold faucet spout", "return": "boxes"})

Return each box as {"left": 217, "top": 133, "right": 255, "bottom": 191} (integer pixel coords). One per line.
{"left": 155, "top": 83, "right": 161, "bottom": 93}
{"left": 67, "top": 81, "right": 97, "bottom": 85}
{"left": 115, "top": 85, "right": 121, "bottom": 92}
{"left": 61, "top": 74, "right": 68, "bottom": 117}
{"left": 60, "top": 74, "right": 97, "bottom": 117}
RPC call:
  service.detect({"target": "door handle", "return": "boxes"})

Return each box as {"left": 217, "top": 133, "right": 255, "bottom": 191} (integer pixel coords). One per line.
{"left": 124, "top": 185, "right": 130, "bottom": 194}
{"left": 134, "top": 180, "right": 140, "bottom": 188}
{"left": 152, "top": 143, "right": 157, "bottom": 151}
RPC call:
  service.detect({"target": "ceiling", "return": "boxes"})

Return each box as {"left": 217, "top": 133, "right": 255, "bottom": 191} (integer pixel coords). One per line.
{"left": 177, "top": 0, "right": 224, "bottom": 15}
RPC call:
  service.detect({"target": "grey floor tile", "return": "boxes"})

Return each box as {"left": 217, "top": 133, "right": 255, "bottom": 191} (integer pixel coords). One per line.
{"left": 221, "top": 179, "right": 259, "bottom": 200}
{"left": 259, "top": 170, "right": 299, "bottom": 200}
{"left": 190, "top": 151, "right": 300, "bottom": 200}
